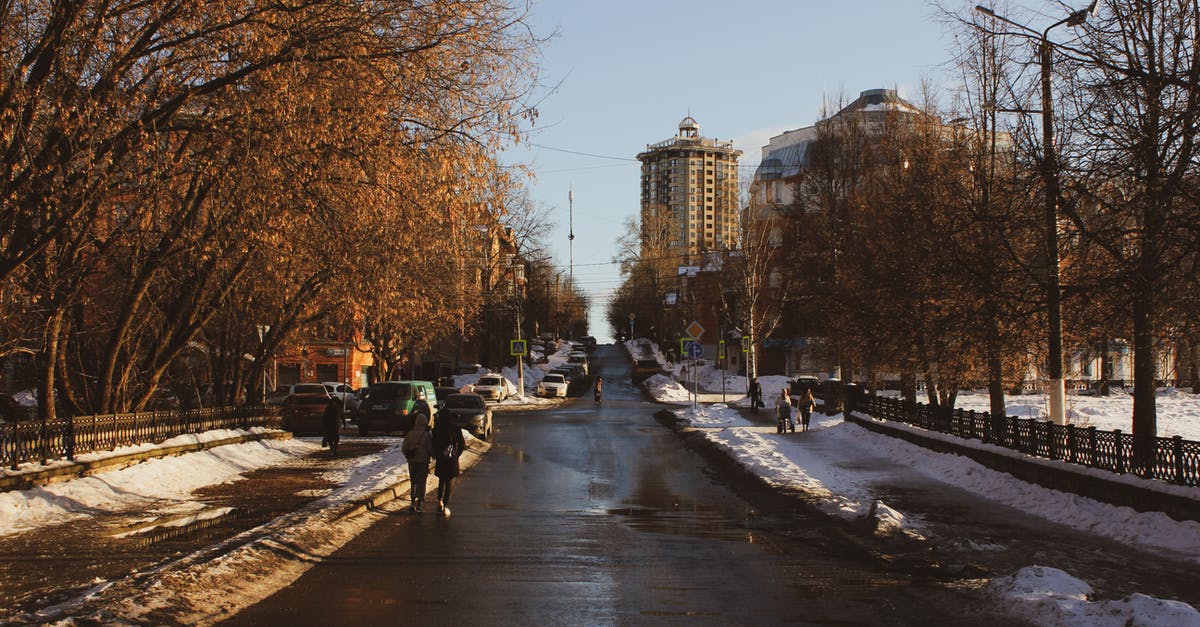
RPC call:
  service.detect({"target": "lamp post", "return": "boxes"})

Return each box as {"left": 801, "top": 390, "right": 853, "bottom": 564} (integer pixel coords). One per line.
{"left": 256, "top": 324, "right": 270, "bottom": 401}
{"left": 975, "top": 2, "right": 1094, "bottom": 425}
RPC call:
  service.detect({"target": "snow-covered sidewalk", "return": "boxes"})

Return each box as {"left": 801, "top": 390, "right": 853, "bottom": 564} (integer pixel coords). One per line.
{"left": 645, "top": 368, "right": 1200, "bottom": 625}
{"left": 0, "top": 429, "right": 489, "bottom": 624}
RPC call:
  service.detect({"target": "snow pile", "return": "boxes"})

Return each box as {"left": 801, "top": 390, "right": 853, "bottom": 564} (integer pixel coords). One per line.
{"left": 644, "top": 373, "right": 692, "bottom": 403}
{"left": 988, "top": 566, "right": 1200, "bottom": 626}
{"left": 0, "top": 432, "right": 316, "bottom": 535}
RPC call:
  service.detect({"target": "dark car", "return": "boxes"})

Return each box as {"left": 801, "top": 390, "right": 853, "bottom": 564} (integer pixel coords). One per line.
{"left": 281, "top": 393, "right": 332, "bottom": 435}
{"left": 353, "top": 380, "right": 438, "bottom": 435}
{"left": 438, "top": 393, "right": 493, "bottom": 440}
{"left": 435, "top": 386, "right": 463, "bottom": 401}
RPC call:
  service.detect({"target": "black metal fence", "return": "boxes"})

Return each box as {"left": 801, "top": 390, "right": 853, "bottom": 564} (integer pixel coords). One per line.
{"left": 0, "top": 405, "right": 281, "bottom": 470}
{"left": 851, "top": 394, "right": 1200, "bottom": 487}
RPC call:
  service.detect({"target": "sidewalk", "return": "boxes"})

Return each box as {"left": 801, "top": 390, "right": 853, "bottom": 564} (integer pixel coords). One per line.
{"left": 0, "top": 430, "right": 489, "bottom": 624}
{"left": 658, "top": 400, "right": 1200, "bottom": 624}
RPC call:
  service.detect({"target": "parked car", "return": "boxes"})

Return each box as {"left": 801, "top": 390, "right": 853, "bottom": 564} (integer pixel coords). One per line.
{"left": 436, "top": 386, "right": 463, "bottom": 402}
{"left": 789, "top": 376, "right": 820, "bottom": 402}
{"left": 547, "top": 367, "right": 575, "bottom": 390}
{"left": 579, "top": 336, "right": 597, "bottom": 350}
{"left": 349, "top": 387, "right": 371, "bottom": 413}
{"left": 322, "top": 382, "right": 355, "bottom": 406}
{"left": 567, "top": 352, "right": 589, "bottom": 376}
{"left": 352, "top": 380, "right": 438, "bottom": 435}
{"left": 266, "top": 383, "right": 330, "bottom": 405}
{"left": 472, "top": 374, "right": 509, "bottom": 402}
{"left": 563, "top": 363, "right": 586, "bottom": 383}
{"left": 281, "top": 393, "right": 332, "bottom": 435}
{"left": 537, "top": 373, "right": 569, "bottom": 398}
{"left": 632, "top": 358, "right": 662, "bottom": 383}
{"left": 438, "top": 393, "right": 493, "bottom": 440}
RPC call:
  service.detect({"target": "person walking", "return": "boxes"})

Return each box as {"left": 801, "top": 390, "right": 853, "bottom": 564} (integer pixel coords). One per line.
{"left": 431, "top": 415, "right": 466, "bottom": 517}
{"left": 749, "top": 377, "right": 762, "bottom": 413}
{"left": 401, "top": 402, "right": 433, "bottom": 513}
{"left": 798, "top": 388, "right": 816, "bottom": 432}
{"left": 776, "top": 390, "right": 794, "bottom": 433}
{"left": 593, "top": 375, "right": 603, "bottom": 405}
{"left": 321, "top": 396, "right": 342, "bottom": 457}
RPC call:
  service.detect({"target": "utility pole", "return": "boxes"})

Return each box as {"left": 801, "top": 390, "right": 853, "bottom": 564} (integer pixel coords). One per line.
{"left": 975, "top": 2, "right": 1094, "bottom": 425}
{"left": 568, "top": 188, "right": 575, "bottom": 285}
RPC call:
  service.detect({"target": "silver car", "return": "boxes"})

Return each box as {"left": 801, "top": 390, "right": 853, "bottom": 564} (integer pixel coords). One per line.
{"left": 472, "top": 375, "right": 509, "bottom": 402}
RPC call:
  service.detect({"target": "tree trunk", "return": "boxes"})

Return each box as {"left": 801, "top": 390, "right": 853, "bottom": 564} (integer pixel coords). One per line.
{"left": 1131, "top": 296, "right": 1158, "bottom": 470}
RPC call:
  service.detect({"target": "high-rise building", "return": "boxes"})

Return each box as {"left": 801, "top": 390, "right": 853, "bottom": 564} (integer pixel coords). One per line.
{"left": 637, "top": 117, "right": 742, "bottom": 263}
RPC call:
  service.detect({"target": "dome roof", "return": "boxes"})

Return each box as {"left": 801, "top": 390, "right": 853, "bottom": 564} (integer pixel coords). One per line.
{"left": 679, "top": 116, "right": 699, "bottom": 132}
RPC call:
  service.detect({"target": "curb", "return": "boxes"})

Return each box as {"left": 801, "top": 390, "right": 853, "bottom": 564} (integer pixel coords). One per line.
{"left": 0, "top": 430, "right": 293, "bottom": 493}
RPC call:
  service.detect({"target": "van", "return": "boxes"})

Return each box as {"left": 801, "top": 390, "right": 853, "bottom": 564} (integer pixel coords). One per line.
{"left": 353, "top": 380, "right": 438, "bottom": 435}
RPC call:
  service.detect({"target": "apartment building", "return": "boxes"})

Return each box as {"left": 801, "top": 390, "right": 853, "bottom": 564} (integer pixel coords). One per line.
{"left": 637, "top": 117, "right": 742, "bottom": 264}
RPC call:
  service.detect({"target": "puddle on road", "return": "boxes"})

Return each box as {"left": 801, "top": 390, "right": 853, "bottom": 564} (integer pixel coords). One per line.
{"left": 605, "top": 504, "right": 751, "bottom": 542}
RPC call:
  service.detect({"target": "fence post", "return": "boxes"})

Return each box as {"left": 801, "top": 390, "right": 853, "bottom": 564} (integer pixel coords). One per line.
{"left": 66, "top": 413, "right": 75, "bottom": 461}
{"left": 1067, "top": 424, "right": 1076, "bottom": 464}
{"left": 1173, "top": 435, "right": 1185, "bottom": 486}
{"left": 1115, "top": 429, "right": 1125, "bottom": 474}
{"left": 1087, "top": 426, "right": 1098, "bottom": 468}
{"left": 10, "top": 424, "right": 18, "bottom": 470}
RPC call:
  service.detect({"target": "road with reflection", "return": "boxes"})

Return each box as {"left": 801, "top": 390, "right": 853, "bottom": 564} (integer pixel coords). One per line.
{"left": 229, "top": 345, "right": 985, "bottom": 625}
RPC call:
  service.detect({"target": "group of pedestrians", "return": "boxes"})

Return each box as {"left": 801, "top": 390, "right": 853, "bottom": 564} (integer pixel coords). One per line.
{"left": 401, "top": 399, "right": 466, "bottom": 516}
{"left": 749, "top": 377, "right": 815, "bottom": 434}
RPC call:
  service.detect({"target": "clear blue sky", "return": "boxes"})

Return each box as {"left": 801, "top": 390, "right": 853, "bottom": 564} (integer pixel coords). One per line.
{"left": 504, "top": 0, "right": 974, "bottom": 342}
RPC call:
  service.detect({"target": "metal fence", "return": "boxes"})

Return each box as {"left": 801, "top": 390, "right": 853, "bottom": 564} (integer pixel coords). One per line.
{"left": 0, "top": 405, "right": 281, "bottom": 470}
{"left": 854, "top": 394, "right": 1200, "bottom": 487}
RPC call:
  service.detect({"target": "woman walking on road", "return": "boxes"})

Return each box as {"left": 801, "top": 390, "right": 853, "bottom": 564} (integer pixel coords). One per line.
{"left": 594, "top": 376, "right": 603, "bottom": 405}
{"left": 798, "top": 388, "right": 816, "bottom": 432}
{"left": 431, "top": 416, "right": 466, "bottom": 516}
{"left": 402, "top": 402, "right": 433, "bottom": 513}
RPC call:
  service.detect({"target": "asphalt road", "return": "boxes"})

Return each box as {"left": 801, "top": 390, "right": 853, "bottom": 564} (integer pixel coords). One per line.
{"left": 228, "top": 346, "right": 995, "bottom": 626}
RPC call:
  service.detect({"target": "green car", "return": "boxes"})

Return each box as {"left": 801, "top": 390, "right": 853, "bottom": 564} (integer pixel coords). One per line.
{"left": 353, "top": 380, "right": 438, "bottom": 435}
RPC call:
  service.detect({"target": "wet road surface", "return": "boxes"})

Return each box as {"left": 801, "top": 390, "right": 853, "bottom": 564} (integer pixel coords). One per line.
{"left": 229, "top": 347, "right": 995, "bottom": 625}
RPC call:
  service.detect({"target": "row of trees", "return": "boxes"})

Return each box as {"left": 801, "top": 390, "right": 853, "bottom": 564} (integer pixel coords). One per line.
{"left": 777, "top": 0, "right": 1200, "bottom": 454}
{"left": 0, "top": 0, "right": 545, "bottom": 419}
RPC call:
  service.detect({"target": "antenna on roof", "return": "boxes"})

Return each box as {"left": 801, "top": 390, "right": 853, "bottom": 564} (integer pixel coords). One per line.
{"left": 568, "top": 186, "right": 575, "bottom": 284}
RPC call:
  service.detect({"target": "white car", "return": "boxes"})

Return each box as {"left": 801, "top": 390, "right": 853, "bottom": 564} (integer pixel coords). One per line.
{"left": 473, "top": 375, "right": 509, "bottom": 402}
{"left": 322, "top": 382, "right": 355, "bottom": 404}
{"left": 537, "top": 374, "right": 569, "bottom": 398}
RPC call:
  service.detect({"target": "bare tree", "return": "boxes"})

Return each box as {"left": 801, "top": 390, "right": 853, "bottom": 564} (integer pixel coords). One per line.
{"left": 1056, "top": 0, "right": 1200, "bottom": 461}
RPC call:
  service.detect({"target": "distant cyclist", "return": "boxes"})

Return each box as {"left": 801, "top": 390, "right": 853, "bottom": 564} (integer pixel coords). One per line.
{"left": 594, "top": 376, "right": 603, "bottom": 405}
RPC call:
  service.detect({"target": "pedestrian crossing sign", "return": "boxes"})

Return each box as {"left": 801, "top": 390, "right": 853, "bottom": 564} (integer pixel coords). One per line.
{"left": 510, "top": 339, "right": 527, "bottom": 356}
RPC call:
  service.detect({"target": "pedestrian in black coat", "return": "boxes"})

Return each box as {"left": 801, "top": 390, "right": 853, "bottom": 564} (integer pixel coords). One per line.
{"left": 749, "top": 377, "right": 763, "bottom": 413}
{"left": 321, "top": 397, "right": 341, "bottom": 456}
{"left": 431, "top": 417, "right": 466, "bottom": 516}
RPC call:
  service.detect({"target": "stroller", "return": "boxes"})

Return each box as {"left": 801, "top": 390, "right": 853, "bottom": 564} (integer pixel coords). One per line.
{"left": 776, "top": 395, "right": 795, "bottom": 433}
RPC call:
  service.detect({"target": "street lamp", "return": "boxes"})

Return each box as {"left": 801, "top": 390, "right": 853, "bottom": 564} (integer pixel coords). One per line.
{"left": 256, "top": 324, "right": 271, "bottom": 400}
{"left": 975, "top": 2, "right": 1094, "bottom": 425}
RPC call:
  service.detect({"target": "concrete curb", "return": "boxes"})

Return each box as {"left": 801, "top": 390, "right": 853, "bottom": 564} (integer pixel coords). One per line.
{"left": 0, "top": 430, "right": 294, "bottom": 493}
